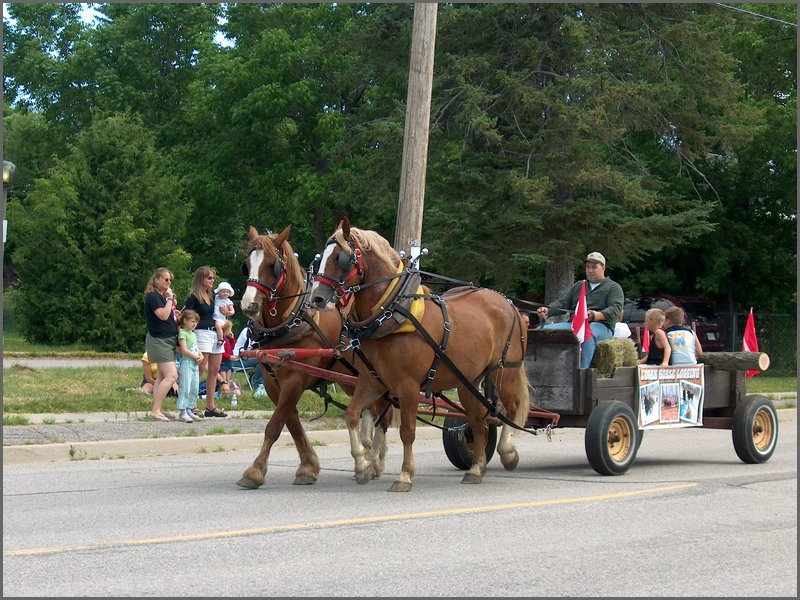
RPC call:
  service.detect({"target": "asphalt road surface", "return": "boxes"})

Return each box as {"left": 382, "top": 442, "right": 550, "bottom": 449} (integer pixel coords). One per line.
{"left": 3, "top": 413, "right": 796, "bottom": 597}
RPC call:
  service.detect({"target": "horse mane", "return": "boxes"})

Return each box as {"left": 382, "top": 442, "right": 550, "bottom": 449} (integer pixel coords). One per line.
{"left": 332, "top": 226, "right": 400, "bottom": 272}
{"left": 247, "top": 232, "right": 305, "bottom": 293}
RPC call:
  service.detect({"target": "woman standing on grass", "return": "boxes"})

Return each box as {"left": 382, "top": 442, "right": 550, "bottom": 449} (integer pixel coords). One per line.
{"left": 143, "top": 267, "right": 179, "bottom": 421}
{"left": 184, "top": 266, "right": 228, "bottom": 418}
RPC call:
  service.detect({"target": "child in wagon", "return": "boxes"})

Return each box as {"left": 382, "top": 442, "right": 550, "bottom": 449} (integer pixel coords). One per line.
{"left": 212, "top": 282, "right": 236, "bottom": 347}
{"left": 637, "top": 308, "right": 671, "bottom": 366}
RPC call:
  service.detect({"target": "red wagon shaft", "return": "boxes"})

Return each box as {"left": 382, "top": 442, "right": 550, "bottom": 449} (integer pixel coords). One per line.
{"left": 241, "top": 347, "right": 358, "bottom": 386}
{"left": 241, "top": 347, "right": 561, "bottom": 427}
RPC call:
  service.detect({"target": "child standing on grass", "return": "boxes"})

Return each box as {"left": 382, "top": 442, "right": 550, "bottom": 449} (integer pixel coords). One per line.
{"left": 219, "top": 320, "right": 237, "bottom": 386}
{"left": 638, "top": 308, "right": 671, "bottom": 366}
{"left": 176, "top": 310, "right": 204, "bottom": 423}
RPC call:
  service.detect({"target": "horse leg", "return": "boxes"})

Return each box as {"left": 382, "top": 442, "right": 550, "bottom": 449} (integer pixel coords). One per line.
{"left": 359, "top": 407, "right": 375, "bottom": 457}
{"left": 457, "top": 387, "right": 488, "bottom": 484}
{"left": 237, "top": 380, "right": 319, "bottom": 489}
{"left": 496, "top": 423, "right": 519, "bottom": 472}
{"left": 346, "top": 386, "right": 382, "bottom": 485}
{"left": 370, "top": 401, "right": 392, "bottom": 479}
{"left": 389, "top": 386, "right": 419, "bottom": 492}
{"left": 497, "top": 369, "right": 529, "bottom": 471}
{"left": 285, "top": 411, "right": 320, "bottom": 485}
{"left": 237, "top": 409, "right": 284, "bottom": 489}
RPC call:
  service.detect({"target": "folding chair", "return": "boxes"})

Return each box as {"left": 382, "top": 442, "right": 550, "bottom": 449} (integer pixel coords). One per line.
{"left": 231, "top": 357, "right": 256, "bottom": 392}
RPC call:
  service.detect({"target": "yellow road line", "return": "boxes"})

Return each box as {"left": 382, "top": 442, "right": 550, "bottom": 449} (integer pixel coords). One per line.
{"left": 5, "top": 483, "right": 696, "bottom": 557}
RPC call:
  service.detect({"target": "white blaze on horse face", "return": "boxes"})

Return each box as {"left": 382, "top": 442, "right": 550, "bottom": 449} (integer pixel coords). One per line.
{"left": 240, "top": 249, "right": 265, "bottom": 308}
{"left": 310, "top": 242, "right": 337, "bottom": 296}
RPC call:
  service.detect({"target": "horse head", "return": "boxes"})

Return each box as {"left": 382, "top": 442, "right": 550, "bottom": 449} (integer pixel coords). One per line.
{"left": 310, "top": 217, "right": 400, "bottom": 310}
{"left": 240, "top": 225, "right": 303, "bottom": 325}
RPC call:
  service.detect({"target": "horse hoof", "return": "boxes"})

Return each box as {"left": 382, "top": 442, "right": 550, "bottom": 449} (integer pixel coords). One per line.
{"left": 501, "top": 451, "right": 520, "bottom": 471}
{"left": 293, "top": 475, "right": 317, "bottom": 485}
{"left": 236, "top": 476, "right": 262, "bottom": 489}
{"left": 355, "top": 470, "right": 372, "bottom": 485}
{"left": 388, "top": 481, "right": 412, "bottom": 492}
{"left": 461, "top": 472, "right": 483, "bottom": 484}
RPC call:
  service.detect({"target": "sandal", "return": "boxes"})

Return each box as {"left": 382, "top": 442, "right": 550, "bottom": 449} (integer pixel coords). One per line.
{"left": 204, "top": 407, "right": 228, "bottom": 418}
{"left": 149, "top": 412, "right": 170, "bottom": 422}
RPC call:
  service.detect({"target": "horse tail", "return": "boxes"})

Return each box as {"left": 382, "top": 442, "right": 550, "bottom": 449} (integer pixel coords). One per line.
{"left": 514, "top": 365, "right": 530, "bottom": 428}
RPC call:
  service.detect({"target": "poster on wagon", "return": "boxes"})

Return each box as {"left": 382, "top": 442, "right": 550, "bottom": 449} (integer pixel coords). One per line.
{"left": 637, "top": 365, "right": 704, "bottom": 429}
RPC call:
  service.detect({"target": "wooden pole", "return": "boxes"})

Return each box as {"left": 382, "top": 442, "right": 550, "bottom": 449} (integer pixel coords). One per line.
{"left": 393, "top": 3, "right": 437, "bottom": 261}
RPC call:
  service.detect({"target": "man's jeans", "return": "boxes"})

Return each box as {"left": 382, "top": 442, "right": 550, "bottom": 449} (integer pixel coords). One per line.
{"left": 239, "top": 357, "right": 264, "bottom": 387}
{"left": 540, "top": 322, "right": 613, "bottom": 369}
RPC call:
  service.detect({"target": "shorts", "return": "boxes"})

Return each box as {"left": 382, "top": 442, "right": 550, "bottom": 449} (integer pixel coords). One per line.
{"left": 195, "top": 328, "right": 224, "bottom": 354}
{"left": 145, "top": 333, "right": 178, "bottom": 364}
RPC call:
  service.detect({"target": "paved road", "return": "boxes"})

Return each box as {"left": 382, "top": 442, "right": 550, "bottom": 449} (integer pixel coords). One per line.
{"left": 3, "top": 418, "right": 796, "bottom": 597}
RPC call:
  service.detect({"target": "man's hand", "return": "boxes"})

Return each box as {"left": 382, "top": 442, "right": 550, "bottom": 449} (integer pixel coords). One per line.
{"left": 536, "top": 307, "right": 549, "bottom": 319}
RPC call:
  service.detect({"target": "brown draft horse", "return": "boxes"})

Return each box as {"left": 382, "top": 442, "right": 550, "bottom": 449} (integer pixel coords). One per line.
{"left": 310, "top": 217, "right": 530, "bottom": 492}
{"left": 237, "top": 225, "right": 392, "bottom": 489}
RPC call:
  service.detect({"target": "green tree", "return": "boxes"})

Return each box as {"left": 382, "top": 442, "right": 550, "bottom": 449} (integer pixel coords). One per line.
{"left": 176, "top": 2, "right": 412, "bottom": 283}
{"left": 422, "top": 4, "right": 761, "bottom": 302}
{"left": 617, "top": 3, "right": 797, "bottom": 313}
{"left": 8, "top": 114, "right": 190, "bottom": 351}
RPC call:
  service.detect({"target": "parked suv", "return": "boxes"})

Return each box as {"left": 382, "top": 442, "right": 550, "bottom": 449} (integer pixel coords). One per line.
{"left": 622, "top": 295, "right": 727, "bottom": 352}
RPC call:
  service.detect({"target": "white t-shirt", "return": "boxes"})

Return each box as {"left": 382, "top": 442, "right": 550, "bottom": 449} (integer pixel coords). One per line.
{"left": 213, "top": 297, "right": 234, "bottom": 323}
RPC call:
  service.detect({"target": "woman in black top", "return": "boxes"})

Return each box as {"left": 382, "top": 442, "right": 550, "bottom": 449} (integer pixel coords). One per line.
{"left": 185, "top": 266, "right": 228, "bottom": 418}
{"left": 143, "top": 268, "right": 179, "bottom": 421}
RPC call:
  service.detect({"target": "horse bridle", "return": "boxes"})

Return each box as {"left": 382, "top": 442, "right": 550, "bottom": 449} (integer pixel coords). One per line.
{"left": 241, "top": 245, "right": 288, "bottom": 317}
{"left": 313, "top": 238, "right": 365, "bottom": 309}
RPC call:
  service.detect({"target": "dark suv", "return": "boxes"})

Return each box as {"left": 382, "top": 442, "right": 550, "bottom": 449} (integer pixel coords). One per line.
{"left": 622, "top": 295, "right": 726, "bottom": 352}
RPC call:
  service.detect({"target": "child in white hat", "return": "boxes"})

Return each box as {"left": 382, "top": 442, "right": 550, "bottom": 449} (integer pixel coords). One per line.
{"left": 212, "top": 281, "right": 235, "bottom": 347}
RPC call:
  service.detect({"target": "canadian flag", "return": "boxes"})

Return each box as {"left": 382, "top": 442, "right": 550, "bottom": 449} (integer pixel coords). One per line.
{"left": 572, "top": 281, "right": 594, "bottom": 343}
{"left": 742, "top": 307, "right": 759, "bottom": 378}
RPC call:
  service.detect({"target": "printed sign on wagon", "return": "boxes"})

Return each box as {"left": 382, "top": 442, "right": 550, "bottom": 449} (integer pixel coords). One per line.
{"left": 636, "top": 365, "right": 704, "bottom": 429}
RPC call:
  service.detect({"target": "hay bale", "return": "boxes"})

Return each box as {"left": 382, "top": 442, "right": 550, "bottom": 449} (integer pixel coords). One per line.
{"left": 591, "top": 338, "right": 638, "bottom": 378}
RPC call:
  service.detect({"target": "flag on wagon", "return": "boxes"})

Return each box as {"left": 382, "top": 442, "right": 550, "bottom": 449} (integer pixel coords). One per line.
{"left": 742, "top": 307, "right": 760, "bottom": 378}
{"left": 641, "top": 326, "right": 650, "bottom": 354}
{"left": 571, "top": 281, "right": 593, "bottom": 343}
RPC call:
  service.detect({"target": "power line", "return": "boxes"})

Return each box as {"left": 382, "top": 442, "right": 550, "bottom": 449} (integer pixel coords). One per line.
{"left": 713, "top": 3, "right": 797, "bottom": 28}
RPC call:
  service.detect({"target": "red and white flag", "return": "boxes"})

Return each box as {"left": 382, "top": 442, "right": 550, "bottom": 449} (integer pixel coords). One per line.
{"left": 742, "top": 307, "right": 759, "bottom": 378}
{"left": 572, "top": 281, "right": 594, "bottom": 343}
{"left": 641, "top": 327, "right": 650, "bottom": 354}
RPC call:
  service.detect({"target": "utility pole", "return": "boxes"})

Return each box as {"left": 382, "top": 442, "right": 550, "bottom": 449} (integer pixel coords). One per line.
{"left": 393, "top": 2, "right": 437, "bottom": 262}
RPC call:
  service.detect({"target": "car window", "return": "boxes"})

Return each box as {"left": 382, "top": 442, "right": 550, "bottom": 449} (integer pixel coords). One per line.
{"left": 681, "top": 301, "right": 719, "bottom": 322}
{"left": 623, "top": 299, "right": 649, "bottom": 323}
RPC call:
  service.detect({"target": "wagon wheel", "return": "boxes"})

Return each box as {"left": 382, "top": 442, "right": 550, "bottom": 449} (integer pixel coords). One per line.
{"left": 442, "top": 415, "right": 498, "bottom": 471}
{"left": 585, "top": 401, "right": 639, "bottom": 476}
{"left": 732, "top": 394, "right": 779, "bottom": 464}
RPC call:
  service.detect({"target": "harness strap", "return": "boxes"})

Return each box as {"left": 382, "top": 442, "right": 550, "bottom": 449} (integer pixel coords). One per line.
{"left": 392, "top": 303, "right": 533, "bottom": 434}
{"left": 422, "top": 294, "right": 449, "bottom": 400}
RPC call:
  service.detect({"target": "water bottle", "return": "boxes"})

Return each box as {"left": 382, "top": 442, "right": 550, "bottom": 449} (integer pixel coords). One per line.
{"left": 230, "top": 393, "right": 238, "bottom": 412}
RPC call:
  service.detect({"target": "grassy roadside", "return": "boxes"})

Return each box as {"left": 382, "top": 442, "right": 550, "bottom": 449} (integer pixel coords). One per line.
{"left": 2, "top": 363, "right": 349, "bottom": 421}
{"left": 3, "top": 361, "right": 795, "bottom": 415}
{"left": 3, "top": 339, "right": 796, "bottom": 422}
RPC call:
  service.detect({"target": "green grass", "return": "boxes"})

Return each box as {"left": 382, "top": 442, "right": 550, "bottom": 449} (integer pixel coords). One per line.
{"left": 2, "top": 363, "right": 349, "bottom": 416}
{"left": 745, "top": 377, "right": 797, "bottom": 394}
{"left": 4, "top": 332, "right": 138, "bottom": 358}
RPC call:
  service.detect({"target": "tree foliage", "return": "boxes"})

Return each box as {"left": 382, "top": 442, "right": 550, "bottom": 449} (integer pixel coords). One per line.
{"left": 7, "top": 114, "right": 190, "bottom": 350}
{"left": 2, "top": 2, "right": 795, "bottom": 351}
